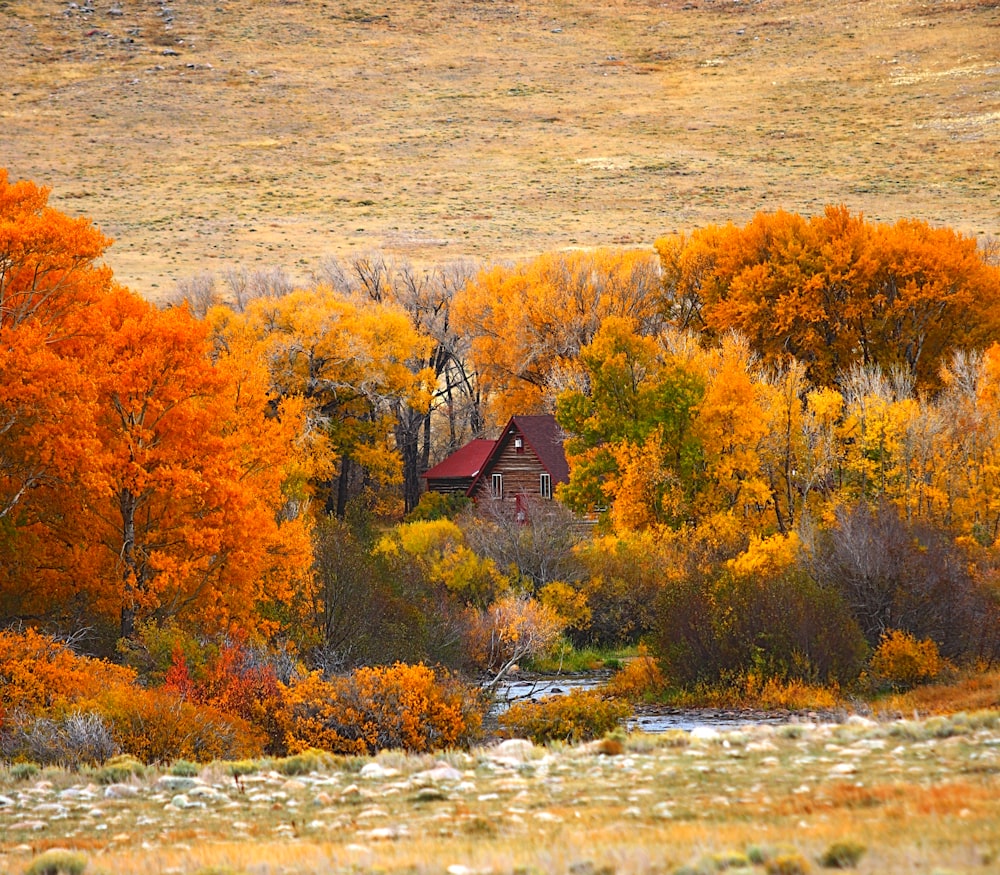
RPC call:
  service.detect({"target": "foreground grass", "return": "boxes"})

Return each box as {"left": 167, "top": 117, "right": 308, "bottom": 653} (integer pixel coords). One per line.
{"left": 2, "top": 711, "right": 999, "bottom": 875}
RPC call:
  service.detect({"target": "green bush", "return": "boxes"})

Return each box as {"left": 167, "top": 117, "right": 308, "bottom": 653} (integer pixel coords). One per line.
{"left": 498, "top": 689, "right": 630, "bottom": 744}
{"left": 94, "top": 754, "right": 145, "bottom": 785}
{"left": 10, "top": 762, "right": 39, "bottom": 780}
{"left": 819, "top": 841, "right": 866, "bottom": 869}
{"left": 25, "top": 849, "right": 88, "bottom": 875}
{"left": 170, "top": 759, "right": 200, "bottom": 777}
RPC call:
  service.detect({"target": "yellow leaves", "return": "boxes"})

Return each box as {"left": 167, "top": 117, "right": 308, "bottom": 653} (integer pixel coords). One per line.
{"left": 454, "top": 249, "right": 662, "bottom": 425}
{"left": 280, "top": 664, "right": 482, "bottom": 755}
{"left": 728, "top": 532, "right": 802, "bottom": 581}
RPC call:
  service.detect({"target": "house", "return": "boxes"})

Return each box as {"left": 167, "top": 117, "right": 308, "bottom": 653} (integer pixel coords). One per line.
{"left": 421, "top": 414, "right": 570, "bottom": 508}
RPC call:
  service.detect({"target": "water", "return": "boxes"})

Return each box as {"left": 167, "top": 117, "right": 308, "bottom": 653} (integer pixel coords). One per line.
{"left": 492, "top": 672, "right": 840, "bottom": 733}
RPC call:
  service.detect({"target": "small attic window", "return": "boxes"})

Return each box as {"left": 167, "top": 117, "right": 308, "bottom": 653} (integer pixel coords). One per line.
{"left": 514, "top": 436, "right": 524, "bottom": 453}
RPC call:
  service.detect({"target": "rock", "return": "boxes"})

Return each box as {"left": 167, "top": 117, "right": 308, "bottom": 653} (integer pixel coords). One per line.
{"left": 8, "top": 820, "right": 47, "bottom": 831}
{"left": 170, "top": 793, "right": 206, "bottom": 809}
{"left": 830, "top": 762, "right": 857, "bottom": 775}
{"left": 412, "top": 787, "right": 448, "bottom": 802}
{"left": 281, "top": 779, "right": 306, "bottom": 792}
{"left": 360, "top": 763, "right": 398, "bottom": 780}
{"left": 157, "top": 775, "right": 199, "bottom": 792}
{"left": 690, "top": 727, "right": 720, "bottom": 742}
{"left": 417, "top": 765, "right": 462, "bottom": 783}
{"left": 0, "top": 795, "right": 15, "bottom": 808}
{"left": 105, "top": 784, "right": 140, "bottom": 799}
{"left": 485, "top": 739, "right": 536, "bottom": 763}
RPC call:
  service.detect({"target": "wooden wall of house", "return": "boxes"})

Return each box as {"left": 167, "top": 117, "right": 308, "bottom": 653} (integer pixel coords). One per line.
{"left": 425, "top": 477, "right": 474, "bottom": 495}
{"left": 469, "top": 441, "right": 551, "bottom": 503}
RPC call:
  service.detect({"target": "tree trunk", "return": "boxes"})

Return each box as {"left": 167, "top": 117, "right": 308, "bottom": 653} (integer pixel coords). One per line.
{"left": 118, "top": 487, "right": 139, "bottom": 640}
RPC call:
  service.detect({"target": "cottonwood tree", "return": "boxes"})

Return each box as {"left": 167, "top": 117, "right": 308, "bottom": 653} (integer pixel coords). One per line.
{"left": 316, "top": 252, "right": 483, "bottom": 512}
{"left": 656, "top": 206, "right": 1000, "bottom": 390}
{"left": 222, "top": 286, "right": 434, "bottom": 516}
{"left": 453, "top": 249, "right": 663, "bottom": 425}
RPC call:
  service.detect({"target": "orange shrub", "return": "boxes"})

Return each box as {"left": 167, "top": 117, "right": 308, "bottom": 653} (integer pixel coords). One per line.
{"left": 870, "top": 629, "right": 947, "bottom": 690}
{"left": 603, "top": 646, "right": 667, "bottom": 702}
{"left": 90, "top": 685, "right": 265, "bottom": 762}
{"left": 192, "top": 640, "right": 285, "bottom": 754}
{"left": 0, "top": 628, "right": 136, "bottom": 720}
{"left": 281, "top": 663, "right": 483, "bottom": 755}
{"left": 498, "top": 689, "right": 630, "bottom": 744}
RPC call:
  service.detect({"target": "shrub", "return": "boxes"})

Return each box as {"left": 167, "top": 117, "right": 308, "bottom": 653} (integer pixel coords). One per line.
{"left": 0, "top": 628, "right": 137, "bottom": 718}
{"left": 819, "top": 841, "right": 866, "bottom": 869}
{"left": 0, "top": 711, "right": 117, "bottom": 768}
{"left": 766, "top": 854, "right": 811, "bottom": 875}
{"left": 603, "top": 646, "right": 667, "bottom": 702}
{"left": 191, "top": 639, "right": 286, "bottom": 754}
{"left": 170, "top": 759, "right": 200, "bottom": 777}
{"left": 654, "top": 563, "right": 867, "bottom": 688}
{"left": 25, "top": 849, "right": 88, "bottom": 875}
{"left": 274, "top": 748, "right": 338, "bottom": 776}
{"left": 498, "top": 689, "right": 630, "bottom": 745}
{"left": 10, "top": 762, "right": 39, "bottom": 780}
{"left": 869, "top": 629, "right": 946, "bottom": 690}
{"left": 281, "top": 663, "right": 484, "bottom": 755}
{"left": 93, "top": 685, "right": 264, "bottom": 762}
{"left": 94, "top": 754, "right": 145, "bottom": 785}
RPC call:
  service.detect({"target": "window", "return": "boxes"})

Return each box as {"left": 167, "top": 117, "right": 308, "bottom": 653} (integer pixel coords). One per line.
{"left": 491, "top": 473, "right": 503, "bottom": 499}
{"left": 540, "top": 472, "right": 552, "bottom": 500}
{"left": 514, "top": 435, "right": 524, "bottom": 453}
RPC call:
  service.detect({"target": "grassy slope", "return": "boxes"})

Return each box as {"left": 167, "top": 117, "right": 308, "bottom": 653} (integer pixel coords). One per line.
{"left": 2, "top": 0, "right": 998, "bottom": 300}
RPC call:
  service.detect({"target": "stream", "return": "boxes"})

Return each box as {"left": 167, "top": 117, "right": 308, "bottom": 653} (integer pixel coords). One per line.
{"left": 492, "top": 672, "right": 843, "bottom": 733}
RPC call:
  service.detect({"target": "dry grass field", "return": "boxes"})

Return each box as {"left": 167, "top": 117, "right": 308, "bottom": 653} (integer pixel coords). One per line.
{"left": 2, "top": 0, "right": 998, "bottom": 300}
{"left": 2, "top": 715, "right": 1000, "bottom": 875}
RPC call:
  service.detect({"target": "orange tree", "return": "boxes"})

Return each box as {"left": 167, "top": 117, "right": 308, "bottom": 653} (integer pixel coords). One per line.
{"left": 0, "top": 172, "right": 310, "bottom": 646}
{"left": 656, "top": 206, "right": 1000, "bottom": 390}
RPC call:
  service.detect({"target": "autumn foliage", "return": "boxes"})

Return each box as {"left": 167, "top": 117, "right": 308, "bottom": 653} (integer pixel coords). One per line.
{"left": 280, "top": 663, "right": 482, "bottom": 755}
{"left": 6, "top": 167, "right": 1000, "bottom": 756}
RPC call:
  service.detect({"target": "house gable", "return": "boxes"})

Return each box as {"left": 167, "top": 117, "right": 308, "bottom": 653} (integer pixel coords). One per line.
{"left": 468, "top": 414, "right": 569, "bottom": 503}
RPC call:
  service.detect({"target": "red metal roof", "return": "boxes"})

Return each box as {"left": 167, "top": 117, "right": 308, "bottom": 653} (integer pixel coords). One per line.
{"left": 421, "top": 439, "right": 496, "bottom": 480}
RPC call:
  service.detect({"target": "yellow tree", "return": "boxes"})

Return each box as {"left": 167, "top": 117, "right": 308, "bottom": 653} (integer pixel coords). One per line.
{"left": 690, "top": 334, "right": 772, "bottom": 531}
{"left": 453, "top": 249, "right": 662, "bottom": 424}
{"left": 555, "top": 317, "right": 703, "bottom": 526}
{"left": 226, "top": 287, "right": 434, "bottom": 517}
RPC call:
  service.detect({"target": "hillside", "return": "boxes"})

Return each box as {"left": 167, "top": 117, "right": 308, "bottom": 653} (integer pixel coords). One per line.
{"left": 2, "top": 0, "right": 998, "bottom": 299}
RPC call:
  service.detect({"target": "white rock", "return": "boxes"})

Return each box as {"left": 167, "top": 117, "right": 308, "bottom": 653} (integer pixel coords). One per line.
{"left": 830, "top": 762, "right": 857, "bottom": 775}
{"left": 0, "top": 795, "right": 16, "bottom": 808}
{"left": 170, "top": 793, "right": 206, "bottom": 809}
{"left": 8, "top": 820, "right": 47, "bottom": 831}
{"left": 105, "top": 784, "right": 139, "bottom": 799}
{"left": 418, "top": 765, "right": 463, "bottom": 783}
{"left": 157, "top": 776, "right": 200, "bottom": 791}
{"left": 360, "top": 763, "right": 398, "bottom": 780}
{"left": 485, "top": 739, "right": 536, "bottom": 763}
{"left": 690, "top": 727, "right": 720, "bottom": 742}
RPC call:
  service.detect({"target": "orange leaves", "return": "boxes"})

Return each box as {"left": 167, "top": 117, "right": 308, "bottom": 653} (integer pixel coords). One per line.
{"left": 0, "top": 171, "right": 311, "bottom": 643}
{"left": 0, "top": 628, "right": 137, "bottom": 720}
{"left": 657, "top": 206, "right": 1000, "bottom": 390}
{"left": 0, "top": 168, "right": 113, "bottom": 333}
{"left": 280, "top": 663, "right": 482, "bottom": 755}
